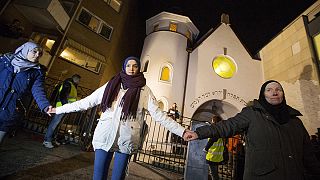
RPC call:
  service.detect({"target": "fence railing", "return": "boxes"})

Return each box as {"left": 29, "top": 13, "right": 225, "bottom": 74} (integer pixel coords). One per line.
{"left": 20, "top": 78, "right": 245, "bottom": 178}
{"left": 134, "top": 112, "right": 191, "bottom": 174}
{"left": 135, "top": 114, "right": 244, "bottom": 179}
{"left": 21, "top": 76, "right": 97, "bottom": 150}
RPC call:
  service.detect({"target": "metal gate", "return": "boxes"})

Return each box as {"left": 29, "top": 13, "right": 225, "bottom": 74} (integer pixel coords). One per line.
{"left": 134, "top": 114, "right": 245, "bottom": 179}
{"left": 134, "top": 113, "right": 191, "bottom": 174}
{"left": 21, "top": 77, "right": 97, "bottom": 150}
{"left": 19, "top": 77, "right": 245, "bottom": 178}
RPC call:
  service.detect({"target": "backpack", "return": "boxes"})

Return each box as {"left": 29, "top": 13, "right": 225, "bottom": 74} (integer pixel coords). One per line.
{"left": 49, "top": 83, "right": 62, "bottom": 105}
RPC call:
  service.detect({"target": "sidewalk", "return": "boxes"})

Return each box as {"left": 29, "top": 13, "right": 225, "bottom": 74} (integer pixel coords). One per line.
{"left": 0, "top": 130, "right": 183, "bottom": 180}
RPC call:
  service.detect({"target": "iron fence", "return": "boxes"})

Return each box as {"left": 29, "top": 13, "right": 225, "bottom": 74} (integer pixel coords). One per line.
{"left": 20, "top": 77, "right": 245, "bottom": 178}
{"left": 135, "top": 114, "right": 245, "bottom": 179}
{"left": 134, "top": 113, "right": 191, "bottom": 174}
{"left": 21, "top": 76, "right": 97, "bottom": 150}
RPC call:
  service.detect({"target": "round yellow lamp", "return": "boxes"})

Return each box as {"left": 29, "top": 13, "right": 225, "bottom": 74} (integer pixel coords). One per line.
{"left": 212, "top": 55, "right": 237, "bottom": 79}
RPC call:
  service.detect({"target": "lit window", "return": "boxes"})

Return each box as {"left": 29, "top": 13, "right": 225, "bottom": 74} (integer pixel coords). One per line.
{"left": 313, "top": 33, "right": 320, "bottom": 61}
{"left": 30, "top": 33, "right": 56, "bottom": 52}
{"left": 158, "top": 101, "right": 164, "bottom": 111}
{"left": 160, "top": 66, "right": 170, "bottom": 81}
{"left": 77, "top": 8, "right": 113, "bottom": 40}
{"left": 186, "top": 30, "right": 191, "bottom": 40}
{"left": 59, "top": 40, "right": 104, "bottom": 74}
{"left": 212, "top": 55, "right": 237, "bottom": 79}
{"left": 169, "top": 23, "right": 177, "bottom": 32}
{"left": 78, "top": 9, "right": 99, "bottom": 31}
{"left": 45, "top": 39, "right": 55, "bottom": 50}
{"left": 104, "top": 0, "right": 122, "bottom": 12}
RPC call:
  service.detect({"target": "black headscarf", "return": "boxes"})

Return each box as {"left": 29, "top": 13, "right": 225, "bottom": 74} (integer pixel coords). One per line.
{"left": 101, "top": 57, "right": 146, "bottom": 120}
{"left": 258, "top": 80, "right": 290, "bottom": 124}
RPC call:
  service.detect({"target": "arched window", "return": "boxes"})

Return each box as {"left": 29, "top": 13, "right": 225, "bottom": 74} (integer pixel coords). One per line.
{"left": 160, "top": 66, "right": 170, "bottom": 81}
{"left": 158, "top": 101, "right": 164, "bottom": 111}
{"left": 143, "top": 60, "right": 149, "bottom": 72}
{"left": 158, "top": 97, "right": 169, "bottom": 111}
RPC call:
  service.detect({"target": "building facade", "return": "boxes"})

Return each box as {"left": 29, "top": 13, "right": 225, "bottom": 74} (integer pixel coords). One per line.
{"left": 141, "top": 12, "right": 263, "bottom": 126}
{"left": 260, "top": 1, "right": 320, "bottom": 134}
{"left": 141, "top": 1, "right": 320, "bottom": 135}
{"left": 0, "top": 0, "right": 141, "bottom": 89}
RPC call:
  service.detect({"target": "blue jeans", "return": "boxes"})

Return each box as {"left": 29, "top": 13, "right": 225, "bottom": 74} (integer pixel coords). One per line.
{"left": 44, "top": 113, "right": 64, "bottom": 142}
{"left": 94, "top": 149, "right": 130, "bottom": 180}
{"left": 208, "top": 161, "right": 220, "bottom": 180}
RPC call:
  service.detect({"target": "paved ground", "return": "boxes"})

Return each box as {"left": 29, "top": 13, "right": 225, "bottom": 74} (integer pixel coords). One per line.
{"left": 0, "top": 130, "right": 183, "bottom": 180}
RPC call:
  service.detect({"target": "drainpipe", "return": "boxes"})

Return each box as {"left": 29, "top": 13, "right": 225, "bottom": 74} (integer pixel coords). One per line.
{"left": 181, "top": 41, "right": 192, "bottom": 119}
{"left": 303, "top": 15, "right": 320, "bottom": 81}
{"left": 47, "top": 0, "right": 83, "bottom": 72}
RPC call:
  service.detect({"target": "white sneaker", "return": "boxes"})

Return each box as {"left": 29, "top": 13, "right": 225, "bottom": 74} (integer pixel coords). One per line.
{"left": 43, "top": 141, "right": 54, "bottom": 148}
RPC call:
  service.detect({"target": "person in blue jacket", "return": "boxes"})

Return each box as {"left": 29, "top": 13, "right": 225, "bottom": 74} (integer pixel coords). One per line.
{"left": 0, "top": 41, "right": 52, "bottom": 144}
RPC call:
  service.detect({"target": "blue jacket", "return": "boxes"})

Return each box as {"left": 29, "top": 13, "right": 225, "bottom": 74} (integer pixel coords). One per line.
{"left": 0, "top": 55, "right": 50, "bottom": 131}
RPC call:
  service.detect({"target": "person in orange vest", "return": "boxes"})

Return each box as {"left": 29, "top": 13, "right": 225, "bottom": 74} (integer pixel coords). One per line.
{"left": 226, "top": 134, "right": 241, "bottom": 177}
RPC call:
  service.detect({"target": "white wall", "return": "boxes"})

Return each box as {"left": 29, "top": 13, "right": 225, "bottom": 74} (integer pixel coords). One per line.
{"left": 141, "top": 31, "right": 189, "bottom": 112}
{"left": 184, "top": 24, "right": 264, "bottom": 118}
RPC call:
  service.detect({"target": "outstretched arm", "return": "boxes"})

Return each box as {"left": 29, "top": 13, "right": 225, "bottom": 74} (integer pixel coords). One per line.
{"left": 55, "top": 83, "right": 107, "bottom": 114}
{"left": 146, "top": 88, "right": 186, "bottom": 137}
{"left": 195, "top": 107, "right": 252, "bottom": 140}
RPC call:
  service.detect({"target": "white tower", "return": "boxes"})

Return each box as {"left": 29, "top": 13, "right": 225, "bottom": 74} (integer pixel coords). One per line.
{"left": 140, "top": 12, "right": 199, "bottom": 112}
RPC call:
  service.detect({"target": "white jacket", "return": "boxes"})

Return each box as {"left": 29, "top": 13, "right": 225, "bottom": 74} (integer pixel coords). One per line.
{"left": 56, "top": 83, "right": 185, "bottom": 154}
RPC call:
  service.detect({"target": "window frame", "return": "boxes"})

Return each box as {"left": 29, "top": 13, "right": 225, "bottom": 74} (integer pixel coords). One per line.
{"left": 212, "top": 54, "right": 237, "bottom": 79}
{"left": 159, "top": 62, "right": 173, "bottom": 84}
{"left": 98, "top": 21, "right": 113, "bottom": 40}
{"left": 77, "top": 7, "right": 113, "bottom": 41}
{"left": 153, "top": 23, "right": 159, "bottom": 32}
{"left": 103, "top": 0, "right": 122, "bottom": 13}
{"left": 169, "top": 22, "right": 178, "bottom": 32}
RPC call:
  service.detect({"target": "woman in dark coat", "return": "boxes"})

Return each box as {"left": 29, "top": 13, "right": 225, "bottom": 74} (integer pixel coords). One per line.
{"left": 191, "top": 80, "right": 320, "bottom": 180}
{"left": 0, "top": 41, "right": 52, "bottom": 144}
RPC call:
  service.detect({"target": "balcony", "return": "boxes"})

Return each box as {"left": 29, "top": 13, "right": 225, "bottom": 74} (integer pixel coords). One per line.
{"left": 13, "top": 0, "right": 70, "bottom": 30}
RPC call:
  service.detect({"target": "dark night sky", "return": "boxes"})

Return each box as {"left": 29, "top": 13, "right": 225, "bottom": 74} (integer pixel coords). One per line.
{"left": 138, "top": 0, "right": 317, "bottom": 55}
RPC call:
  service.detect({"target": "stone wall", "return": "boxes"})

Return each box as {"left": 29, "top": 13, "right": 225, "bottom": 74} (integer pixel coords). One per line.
{"left": 260, "top": 16, "right": 320, "bottom": 134}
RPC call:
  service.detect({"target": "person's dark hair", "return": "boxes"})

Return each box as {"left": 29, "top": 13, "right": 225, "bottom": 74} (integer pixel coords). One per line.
{"left": 72, "top": 74, "right": 81, "bottom": 79}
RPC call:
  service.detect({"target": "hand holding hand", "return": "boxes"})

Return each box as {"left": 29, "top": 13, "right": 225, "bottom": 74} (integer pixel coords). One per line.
{"left": 183, "top": 129, "right": 199, "bottom": 141}
{"left": 46, "top": 106, "right": 56, "bottom": 115}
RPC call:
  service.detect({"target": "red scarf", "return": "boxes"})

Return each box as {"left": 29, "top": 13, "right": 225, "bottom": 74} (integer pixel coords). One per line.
{"left": 101, "top": 71, "right": 146, "bottom": 120}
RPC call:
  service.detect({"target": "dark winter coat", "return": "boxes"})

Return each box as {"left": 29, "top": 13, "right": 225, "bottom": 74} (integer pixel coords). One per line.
{"left": 196, "top": 100, "right": 320, "bottom": 180}
{"left": 0, "top": 55, "right": 50, "bottom": 132}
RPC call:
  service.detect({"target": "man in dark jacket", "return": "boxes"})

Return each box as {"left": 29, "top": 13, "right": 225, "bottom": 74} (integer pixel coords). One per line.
{"left": 43, "top": 74, "right": 81, "bottom": 148}
{"left": 186, "top": 80, "right": 320, "bottom": 180}
{"left": 0, "top": 42, "right": 52, "bottom": 144}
